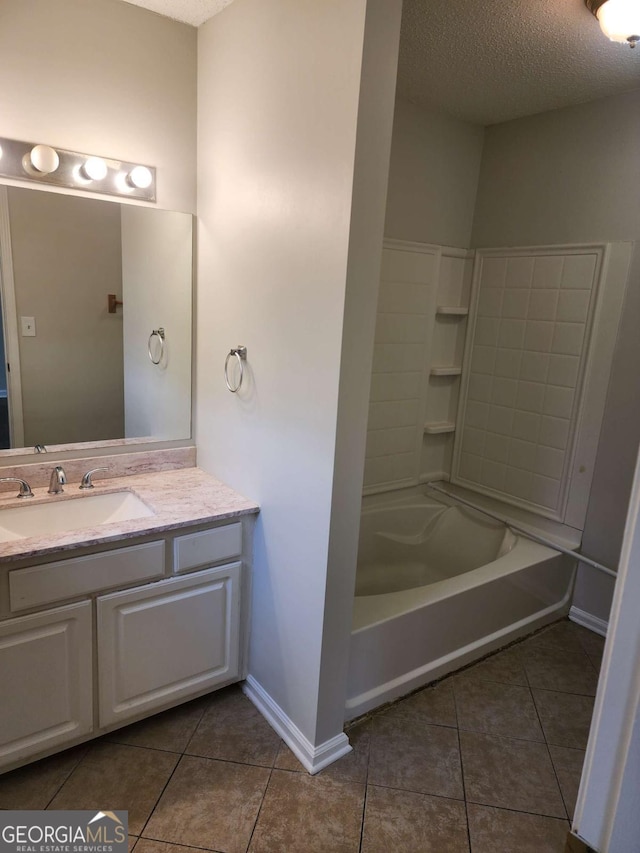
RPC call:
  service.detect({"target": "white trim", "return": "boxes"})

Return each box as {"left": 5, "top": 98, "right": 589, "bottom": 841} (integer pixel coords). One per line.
{"left": 362, "top": 477, "right": 419, "bottom": 498}
{"left": 383, "top": 239, "right": 472, "bottom": 258}
{"left": 573, "top": 442, "right": 640, "bottom": 850}
{"left": 242, "top": 675, "right": 352, "bottom": 775}
{"left": 383, "top": 237, "right": 441, "bottom": 254}
{"left": 0, "top": 186, "right": 24, "bottom": 447}
{"left": 569, "top": 605, "right": 608, "bottom": 637}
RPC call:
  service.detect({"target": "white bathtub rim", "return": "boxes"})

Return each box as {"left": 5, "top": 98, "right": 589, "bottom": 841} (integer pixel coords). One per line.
{"left": 362, "top": 483, "right": 583, "bottom": 551}
{"left": 346, "top": 591, "right": 573, "bottom": 719}
{"left": 352, "top": 537, "right": 566, "bottom": 633}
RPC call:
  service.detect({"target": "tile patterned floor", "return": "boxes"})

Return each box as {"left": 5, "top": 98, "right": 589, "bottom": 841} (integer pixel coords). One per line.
{"left": 0, "top": 619, "right": 604, "bottom": 852}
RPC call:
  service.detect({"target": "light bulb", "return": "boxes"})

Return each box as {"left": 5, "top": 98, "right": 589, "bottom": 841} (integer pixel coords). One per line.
{"left": 127, "top": 165, "right": 153, "bottom": 189}
{"left": 29, "top": 144, "right": 60, "bottom": 175}
{"left": 596, "top": 0, "right": 640, "bottom": 45}
{"left": 81, "top": 156, "right": 108, "bottom": 181}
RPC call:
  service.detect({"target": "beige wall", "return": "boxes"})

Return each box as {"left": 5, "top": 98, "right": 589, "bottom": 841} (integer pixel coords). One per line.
{"left": 471, "top": 89, "right": 640, "bottom": 248}
{"left": 471, "top": 89, "right": 640, "bottom": 622}
{"left": 384, "top": 99, "right": 484, "bottom": 248}
{"left": 8, "top": 188, "right": 124, "bottom": 446}
{"left": 0, "top": 0, "right": 197, "bottom": 214}
{"left": 196, "top": 0, "right": 400, "bottom": 748}
{"left": 122, "top": 207, "right": 192, "bottom": 441}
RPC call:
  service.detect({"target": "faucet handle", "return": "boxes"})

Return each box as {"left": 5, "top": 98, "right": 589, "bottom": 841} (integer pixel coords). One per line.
{"left": 80, "top": 467, "right": 109, "bottom": 490}
{"left": 0, "top": 477, "right": 34, "bottom": 498}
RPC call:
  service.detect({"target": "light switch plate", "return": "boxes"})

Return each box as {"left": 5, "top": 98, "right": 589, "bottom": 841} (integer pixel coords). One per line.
{"left": 21, "top": 316, "right": 36, "bottom": 337}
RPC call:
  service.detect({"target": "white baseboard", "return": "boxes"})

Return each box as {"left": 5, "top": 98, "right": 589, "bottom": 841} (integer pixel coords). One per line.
{"left": 570, "top": 605, "right": 608, "bottom": 637}
{"left": 242, "top": 675, "right": 352, "bottom": 775}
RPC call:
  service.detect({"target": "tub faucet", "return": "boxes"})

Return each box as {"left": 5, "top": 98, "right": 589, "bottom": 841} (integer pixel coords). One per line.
{"left": 48, "top": 466, "right": 66, "bottom": 495}
{"left": 0, "top": 477, "right": 34, "bottom": 498}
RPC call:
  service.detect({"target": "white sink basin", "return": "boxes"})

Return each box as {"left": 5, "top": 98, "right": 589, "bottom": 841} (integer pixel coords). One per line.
{"left": 0, "top": 491, "right": 155, "bottom": 542}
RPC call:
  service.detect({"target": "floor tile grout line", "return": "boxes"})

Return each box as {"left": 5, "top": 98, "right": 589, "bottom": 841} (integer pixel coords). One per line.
{"left": 139, "top": 833, "right": 226, "bottom": 853}
{"left": 524, "top": 686, "right": 598, "bottom": 699}
{"left": 105, "top": 738, "right": 195, "bottom": 756}
{"left": 178, "top": 749, "right": 277, "bottom": 770}
{"left": 136, "top": 750, "right": 185, "bottom": 840}
{"left": 179, "top": 691, "right": 229, "bottom": 756}
{"left": 364, "top": 779, "right": 466, "bottom": 804}
{"left": 43, "top": 748, "right": 91, "bottom": 809}
{"left": 456, "top": 725, "right": 546, "bottom": 746}
{"left": 452, "top": 687, "right": 473, "bottom": 853}
{"left": 528, "top": 667, "right": 571, "bottom": 822}
{"left": 465, "top": 793, "right": 568, "bottom": 821}
{"left": 357, "top": 781, "right": 369, "bottom": 853}
{"left": 184, "top": 698, "right": 211, "bottom": 745}
{"left": 463, "top": 800, "right": 571, "bottom": 823}
{"left": 244, "top": 767, "right": 273, "bottom": 853}
{"left": 356, "top": 727, "right": 373, "bottom": 852}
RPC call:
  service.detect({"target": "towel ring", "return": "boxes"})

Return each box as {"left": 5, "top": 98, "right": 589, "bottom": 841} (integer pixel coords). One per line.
{"left": 225, "top": 346, "right": 247, "bottom": 392}
{"left": 148, "top": 328, "right": 165, "bottom": 365}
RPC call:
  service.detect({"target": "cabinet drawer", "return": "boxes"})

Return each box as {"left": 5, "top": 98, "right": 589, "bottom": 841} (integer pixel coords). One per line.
{"left": 9, "top": 541, "right": 165, "bottom": 612}
{"left": 173, "top": 523, "right": 242, "bottom": 573}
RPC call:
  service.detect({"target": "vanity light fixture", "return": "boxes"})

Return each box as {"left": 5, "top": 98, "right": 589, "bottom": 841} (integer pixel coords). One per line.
{"left": 0, "top": 136, "right": 156, "bottom": 202}
{"left": 127, "top": 165, "right": 153, "bottom": 190}
{"left": 81, "top": 156, "right": 108, "bottom": 182}
{"left": 586, "top": 0, "right": 640, "bottom": 48}
{"left": 28, "top": 144, "right": 60, "bottom": 175}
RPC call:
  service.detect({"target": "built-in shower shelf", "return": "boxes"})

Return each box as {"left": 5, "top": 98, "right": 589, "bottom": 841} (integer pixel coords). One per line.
{"left": 424, "top": 421, "right": 456, "bottom": 435}
{"left": 436, "top": 306, "right": 469, "bottom": 316}
{"left": 430, "top": 366, "right": 462, "bottom": 377}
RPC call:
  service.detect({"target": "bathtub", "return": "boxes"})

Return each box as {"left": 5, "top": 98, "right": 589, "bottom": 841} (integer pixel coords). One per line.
{"left": 346, "top": 490, "right": 576, "bottom": 719}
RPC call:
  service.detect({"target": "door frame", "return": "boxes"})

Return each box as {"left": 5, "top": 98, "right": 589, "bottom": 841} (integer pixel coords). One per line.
{"left": 0, "top": 185, "right": 25, "bottom": 448}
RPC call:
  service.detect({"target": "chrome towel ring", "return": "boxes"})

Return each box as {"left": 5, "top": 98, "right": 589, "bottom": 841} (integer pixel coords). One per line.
{"left": 225, "top": 346, "right": 247, "bottom": 392}
{"left": 148, "top": 328, "right": 165, "bottom": 365}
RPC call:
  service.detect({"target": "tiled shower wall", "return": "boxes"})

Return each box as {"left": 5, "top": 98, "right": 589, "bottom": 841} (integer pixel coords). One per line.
{"left": 364, "top": 243, "right": 472, "bottom": 493}
{"left": 364, "top": 244, "right": 438, "bottom": 491}
{"left": 452, "top": 248, "right": 600, "bottom": 519}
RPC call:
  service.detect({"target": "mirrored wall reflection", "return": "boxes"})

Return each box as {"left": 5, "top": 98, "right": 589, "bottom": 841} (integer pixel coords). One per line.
{"left": 0, "top": 186, "right": 192, "bottom": 453}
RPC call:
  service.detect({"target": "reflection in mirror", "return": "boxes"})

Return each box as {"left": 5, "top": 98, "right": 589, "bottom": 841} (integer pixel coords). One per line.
{"left": 0, "top": 186, "right": 192, "bottom": 454}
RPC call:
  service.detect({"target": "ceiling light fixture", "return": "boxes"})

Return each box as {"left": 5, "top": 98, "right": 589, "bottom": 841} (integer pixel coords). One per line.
{"left": 586, "top": 0, "right": 640, "bottom": 48}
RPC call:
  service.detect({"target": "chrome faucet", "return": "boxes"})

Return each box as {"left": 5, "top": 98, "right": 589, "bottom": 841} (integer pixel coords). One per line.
{"left": 0, "top": 477, "right": 34, "bottom": 498}
{"left": 48, "top": 466, "right": 66, "bottom": 495}
{"left": 80, "top": 467, "right": 109, "bottom": 490}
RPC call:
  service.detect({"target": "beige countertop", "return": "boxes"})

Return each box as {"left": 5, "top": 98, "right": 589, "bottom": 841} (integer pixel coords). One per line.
{"left": 0, "top": 467, "right": 259, "bottom": 563}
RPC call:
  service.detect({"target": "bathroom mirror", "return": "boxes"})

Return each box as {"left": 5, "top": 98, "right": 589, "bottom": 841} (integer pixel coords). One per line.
{"left": 0, "top": 185, "right": 192, "bottom": 454}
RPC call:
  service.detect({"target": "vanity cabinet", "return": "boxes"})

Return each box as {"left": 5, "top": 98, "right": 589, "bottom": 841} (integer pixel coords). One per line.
{"left": 0, "top": 515, "right": 253, "bottom": 774}
{"left": 0, "top": 601, "right": 93, "bottom": 767}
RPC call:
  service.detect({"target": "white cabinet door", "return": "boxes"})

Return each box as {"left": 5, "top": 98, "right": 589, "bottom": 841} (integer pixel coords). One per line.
{"left": 98, "top": 563, "right": 241, "bottom": 727}
{"left": 0, "top": 601, "right": 93, "bottom": 768}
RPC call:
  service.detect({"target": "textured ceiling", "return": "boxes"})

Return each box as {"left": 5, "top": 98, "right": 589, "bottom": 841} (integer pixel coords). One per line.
{"left": 397, "top": 0, "right": 640, "bottom": 125}
{"left": 120, "top": 0, "right": 234, "bottom": 26}
{"left": 120, "top": 0, "right": 639, "bottom": 125}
